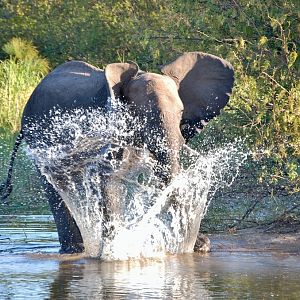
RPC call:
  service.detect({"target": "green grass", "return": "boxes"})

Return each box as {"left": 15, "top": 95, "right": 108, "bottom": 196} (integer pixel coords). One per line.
{"left": 0, "top": 38, "right": 49, "bottom": 133}
{"left": 0, "top": 134, "right": 49, "bottom": 215}
{"left": 0, "top": 39, "right": 50, "bottom": 214}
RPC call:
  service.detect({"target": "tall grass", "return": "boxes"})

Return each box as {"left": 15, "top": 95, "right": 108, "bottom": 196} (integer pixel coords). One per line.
{"left": 0, "top": 38, "right": 50, "bottom": 214}
{"left": 0, "top": 134, "right": 49, "bottom": 214}
{"left": 0, "top": 38, "right": 49, "bottom": 134}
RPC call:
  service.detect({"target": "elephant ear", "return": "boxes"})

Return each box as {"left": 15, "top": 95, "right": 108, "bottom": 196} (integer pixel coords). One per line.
{"left": 105, "top": 62, "right": 139, "bottom": 100}
{"left": 160, "top": 52, "right": 234, "bottom": 141}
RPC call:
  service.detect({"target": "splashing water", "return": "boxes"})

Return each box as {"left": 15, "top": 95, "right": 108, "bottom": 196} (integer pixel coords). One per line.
{"left": 27, "top": 101, "right": 247, "bottom": 260}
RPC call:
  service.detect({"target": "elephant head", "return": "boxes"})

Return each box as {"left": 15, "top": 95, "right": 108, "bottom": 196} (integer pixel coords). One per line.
{"left": 105, "top": 52, "right": 234, "bottom": 182}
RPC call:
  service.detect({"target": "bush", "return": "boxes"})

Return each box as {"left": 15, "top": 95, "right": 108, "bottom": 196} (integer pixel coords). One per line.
{"left": 0, "top": 0, "right": 299, "bottom": 195}
{"left": 0, "top": 38, "right": 49, "bottom": 133}
{"left": 183, "top": 0, "right": 300, "bottom": 192}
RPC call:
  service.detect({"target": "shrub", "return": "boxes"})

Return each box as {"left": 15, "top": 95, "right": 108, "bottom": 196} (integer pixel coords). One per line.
{"left": 0, "top": 38, "right": 49, "bottom": 133}
{"left": 0, "top": 0, "right": 299, "bottom": 191}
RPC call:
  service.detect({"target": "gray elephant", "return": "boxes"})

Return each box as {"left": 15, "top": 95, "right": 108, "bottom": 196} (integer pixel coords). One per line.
{"left": 1, "top": 52, "right": 234, "bottom": 254}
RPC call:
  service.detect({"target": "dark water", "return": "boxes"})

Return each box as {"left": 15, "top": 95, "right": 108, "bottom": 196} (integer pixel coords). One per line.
{"left": 1, "top": 215, "right": 300, "bottom": 299}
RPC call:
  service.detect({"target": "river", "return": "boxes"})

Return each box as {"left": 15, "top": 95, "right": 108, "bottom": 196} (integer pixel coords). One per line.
{"left": 1, "top": 215, "right": 300, "bottom": 299}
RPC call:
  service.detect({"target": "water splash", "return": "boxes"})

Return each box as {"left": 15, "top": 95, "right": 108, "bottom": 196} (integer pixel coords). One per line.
{"left": 26, "top": 102, "right": 247, "bottom": 260}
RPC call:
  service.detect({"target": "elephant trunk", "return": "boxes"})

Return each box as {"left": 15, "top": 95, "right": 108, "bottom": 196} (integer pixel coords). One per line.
{"left": 146, "top": 111, "right": 184, "bottom": 184}
{"left": 163, "top": 114, "right": 185, "bottom": 181}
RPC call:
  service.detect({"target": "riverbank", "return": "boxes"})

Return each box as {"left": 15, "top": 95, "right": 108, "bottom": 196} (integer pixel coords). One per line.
{"left": 209, "top": 227, "right": 300, "bottom": 255}
{"left": 201, "top": 162, "right": 300, "bottom": 233}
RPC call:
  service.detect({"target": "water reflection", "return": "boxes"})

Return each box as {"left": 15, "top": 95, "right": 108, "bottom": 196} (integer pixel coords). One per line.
{"left": 0, "top": 215, "right": 59, "bottom": 254}
{"left": 43, "top": 253, "right": 300, "bottom": 299}
{"left": 1, "top": 215, "right": 300, "bottom": 299}
{"left": 49, "top": 255, "right": 212, "bottom": 299}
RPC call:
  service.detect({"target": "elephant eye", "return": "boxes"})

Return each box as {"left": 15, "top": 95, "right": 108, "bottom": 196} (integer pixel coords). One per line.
{"left": 200, "top": 119, "right": 209, "bottom": 126}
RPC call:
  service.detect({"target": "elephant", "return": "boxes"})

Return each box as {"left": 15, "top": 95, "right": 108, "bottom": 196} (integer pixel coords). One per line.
{"left": 1, "top": 52, "right": 234, "bottom": 254}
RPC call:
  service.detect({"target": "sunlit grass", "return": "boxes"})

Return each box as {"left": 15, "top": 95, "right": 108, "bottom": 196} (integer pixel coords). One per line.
{"left": 0, "top": 38, "right": 49, "bottom": 134}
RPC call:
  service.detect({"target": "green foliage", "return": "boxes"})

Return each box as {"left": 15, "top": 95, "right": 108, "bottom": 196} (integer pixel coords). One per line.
{"left": 0, "top": 0, "right": 299, "bottom": 192}
{"left": 0, "top": 0, "right": 178, "bottom": 68}
{"left": 179, "top": 0, "right": 300, "bottom": 191}
{"left": 3, "top": 37, "right": 49, "bottom": 74}
{"left": 0, "top": 135, "right": 49, "bottom": 214}
{"left": 0, "top": 38, "right": 49, "bottom": 133}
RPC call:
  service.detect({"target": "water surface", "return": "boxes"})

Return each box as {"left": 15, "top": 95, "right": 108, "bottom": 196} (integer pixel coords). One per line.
{"left": 1, "top": 215, "right": 300, "bottom": 299}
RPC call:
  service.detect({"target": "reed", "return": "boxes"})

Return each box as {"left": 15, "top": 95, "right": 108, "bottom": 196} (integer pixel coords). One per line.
{"left": 0, "top": 38, "right": 49, "bottom": 134}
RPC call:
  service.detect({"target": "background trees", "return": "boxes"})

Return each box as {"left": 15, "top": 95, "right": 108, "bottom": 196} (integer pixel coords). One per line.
{"left": 0, "top": 0, "right": 299, "bottom": 227}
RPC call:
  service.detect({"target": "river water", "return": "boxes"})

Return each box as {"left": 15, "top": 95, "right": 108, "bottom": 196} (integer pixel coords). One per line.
{"left": 1, "top": 215, "right": 300, "bottom": 299}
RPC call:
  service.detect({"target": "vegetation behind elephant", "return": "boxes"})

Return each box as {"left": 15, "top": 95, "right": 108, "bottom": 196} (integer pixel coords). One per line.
{"left": 1, "top": 52, "right": 234, "bottom": 255}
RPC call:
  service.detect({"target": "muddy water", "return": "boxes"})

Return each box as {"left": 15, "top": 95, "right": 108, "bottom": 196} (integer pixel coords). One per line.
{"left": 1, "top": 215, "right": 300, "bottom": 299}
